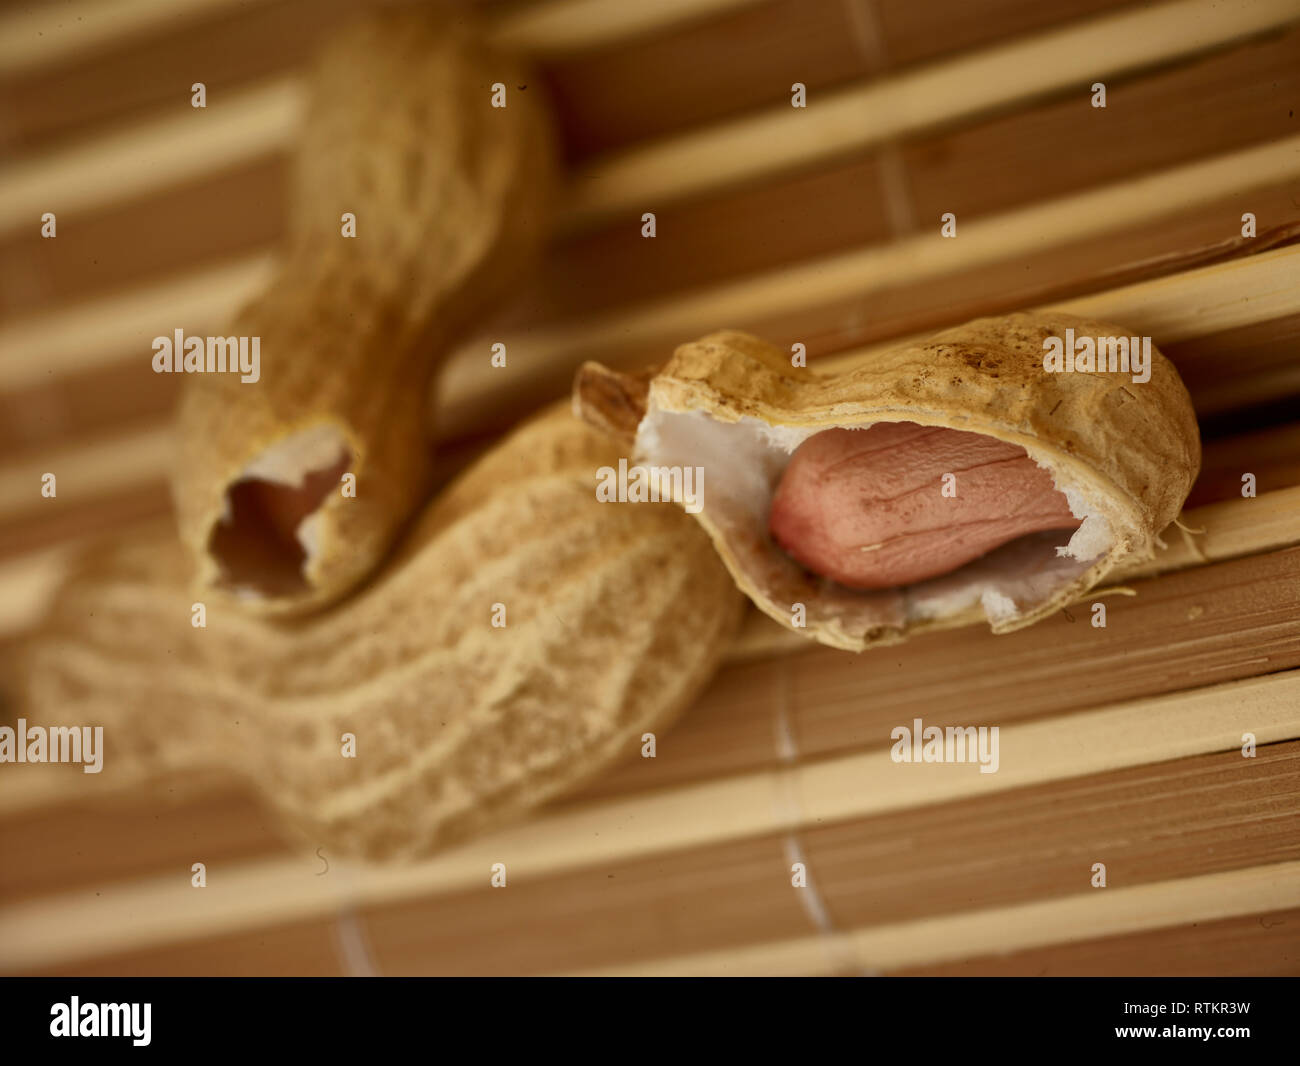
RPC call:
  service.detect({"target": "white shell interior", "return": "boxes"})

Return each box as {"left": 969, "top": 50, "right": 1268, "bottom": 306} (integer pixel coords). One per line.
{"left": 237, "top": 424, "right": 350, "bottom": 558}
{"left": 636, "top": 408, "right": 1116, "bottom": 631}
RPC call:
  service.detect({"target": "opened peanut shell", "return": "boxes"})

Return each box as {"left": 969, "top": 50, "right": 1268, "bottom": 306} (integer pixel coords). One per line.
{"left": 15, "top": 406, "right": 743, "bottom": 859}
{"left": 574, "top": 312, "right": 1201, "bottom": 652}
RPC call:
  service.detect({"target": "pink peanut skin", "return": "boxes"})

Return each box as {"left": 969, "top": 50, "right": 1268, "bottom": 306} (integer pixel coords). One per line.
{"left": 768, "top": 423, "right": 1080, "bottom": 589}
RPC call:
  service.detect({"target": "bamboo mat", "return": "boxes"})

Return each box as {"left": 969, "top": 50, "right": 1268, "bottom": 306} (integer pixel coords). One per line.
{"left": 1, "top": 0, "right": 1298, "bottom": 976}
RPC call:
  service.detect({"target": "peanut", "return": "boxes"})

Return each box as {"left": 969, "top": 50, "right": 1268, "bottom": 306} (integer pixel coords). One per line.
{"left": 768, "top": 423, "right": 1080, "bottom": 589}
{"left": 574, "top": 314, "right": 1200, "bottom": 651}
{"left": 14, "top": 407, "right": 743, "bottom": 860}
{"left": 174, "top": 6, "right": 557, "bottom": 616}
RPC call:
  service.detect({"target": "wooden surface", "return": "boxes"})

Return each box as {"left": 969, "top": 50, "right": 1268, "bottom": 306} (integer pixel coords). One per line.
{"left": 1, "top": 0, "right": 1298, "bottom": 976}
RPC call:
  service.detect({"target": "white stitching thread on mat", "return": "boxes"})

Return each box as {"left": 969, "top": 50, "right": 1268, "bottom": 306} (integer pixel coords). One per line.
{"left": 771, "top": 655, "right": 875, "bottom": 975}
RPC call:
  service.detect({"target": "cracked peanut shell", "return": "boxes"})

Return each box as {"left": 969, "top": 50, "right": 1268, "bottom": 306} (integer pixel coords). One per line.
{"left": 174, "top": 5, "right": 557, "bottom": 617}
{"left": 574, "top": 312, "right": 1201, "bottom": 652}
{"left": 15, "top": 406, "right": 743, "bottom": 859}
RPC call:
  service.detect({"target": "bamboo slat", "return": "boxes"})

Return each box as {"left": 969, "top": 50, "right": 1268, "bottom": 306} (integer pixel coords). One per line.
{"left": 437, "top": 173, "right": 1300, "bottom": 438}
{"left": 21, "top": 813, "right": 1300, "bottom": 976}
{"left": 577, "top": 861, "right": 1300, "bottom": 976}
{"left": 640, "top": 544, "right": 1300, "bottom": 801}
{"left": 0, "top": 0, "right": 1132, "bottom": 161}
{"left": 0, "top": 784, "right": 285, "bottom": 907}
{"left": 0, "top": 416, "right": 1295, "bottom": 643}
{"left": 7, "top": 733, "right": 1297, "bottom": 975}
{"left": 558, "top": 0, "right": 1300, "bottom": 227}
{"left": 373, "top": 744, "right": 1300, "bottom": 975}
{"left": 0, "top": 0, "right": 765, "bottom": 75}
{"left": 0, "top": 79, "right": 302, "bottom": 236}
{"left": 0, "top": 256, "right": 273, "bottom": 392}
{"left": 9, "top": 239, "right": 1298, "bottom": 562}
{"left": 36, "top": 920, "right": 351, "bottom": 978}
{"left": 13, "top": 9, "right": 1294, "bottom": 324}
{"left": 0, "top": 1, "right": 377, "bottom": 157}
{"left": 4, "top": 145, "right": 1292, "bottom": 450}
{"left": 1, "top": 667, "right": 1297, "bottom": 971}
{"left": 0, "top": 0, "right": 279, "bottom": 75}
{"left": 892, "top": 906, "right": 1300, "bottom": 977}
{"left": 4, "top": 0, "right": 1294, "bottom": 237}
{"left": 488, "top": 0, "right": 770, "bottom": 55}
{"left": 3, "top": 520, "right": 1297, "bottom": 847}
{"left": 0, "top": 424, "right": 171, "bottom": 519}
{"left": 1186, "top": 420, "right": 1300, "bottom": 506}
{"left": 5, "top": 194, "right": 1297, "bottom": 467}
{"left": 3, "top": 0, "right": 1299, "bottom": 979}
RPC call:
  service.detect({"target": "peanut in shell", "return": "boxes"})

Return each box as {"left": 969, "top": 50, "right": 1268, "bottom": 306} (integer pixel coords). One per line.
{"left": 574, "top": 312, "right": 1201, "bottom": 652}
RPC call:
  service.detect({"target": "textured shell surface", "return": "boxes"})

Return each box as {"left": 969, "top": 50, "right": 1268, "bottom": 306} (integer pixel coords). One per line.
{"left": 174, "top": 5, "right": 559, "bottom": 617}
{"left": 17, "top": 408, "right": 743, "bottom": 859}
{"left": 582, "top": 313, "right": 1201, "bottom": 652}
